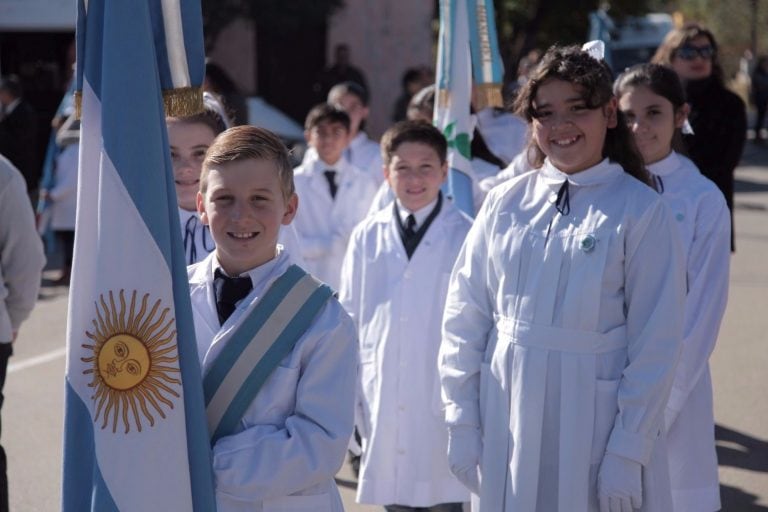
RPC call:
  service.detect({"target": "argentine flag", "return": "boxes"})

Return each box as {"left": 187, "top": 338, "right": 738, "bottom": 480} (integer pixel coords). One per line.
{"left": 62, "top": 1, "right": 216, "bottom": 511}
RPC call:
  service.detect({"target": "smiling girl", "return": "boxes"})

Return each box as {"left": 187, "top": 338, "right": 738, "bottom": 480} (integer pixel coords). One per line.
{"left": 167, "top": 92, "right": 230, "bottom": 264}
{"left": 615, "top": 63, "right": 730, "bottom": 512}
{"left": 439, "top": 45, "right": 686, "bottom": 512}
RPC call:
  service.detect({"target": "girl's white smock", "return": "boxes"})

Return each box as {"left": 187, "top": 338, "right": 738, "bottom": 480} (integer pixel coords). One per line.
{"left": 649, "top": 151, "right": 730, "bottom": 512}
{"left": 440, "top": 158, "right": 686, "bottom": 511}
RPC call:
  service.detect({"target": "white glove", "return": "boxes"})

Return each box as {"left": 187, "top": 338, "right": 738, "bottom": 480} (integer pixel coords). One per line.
{"left": 598, "top": 452, "right": 642, "bottom": 512}
{"left": 447, "top": 426, "right": 482, "bottom": 494}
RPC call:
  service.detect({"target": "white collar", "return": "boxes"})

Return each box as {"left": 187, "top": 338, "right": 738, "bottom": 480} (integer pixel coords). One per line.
{"left": 349, "top": 132, "right": 370, "bottom": 149}
{"left": 646, "top": 151, "right": 681, "bottom": 178}
{"left": 178, "top": 207, "right": 200, "bottom": 222}
{"left": 311, "top": 156, "right": 348, "bottom": 176}
{"left": 211, "top": 247, "right": 284, "bottom": 291}
{"left": 540, "top": 158, "right": 623, "bottom": 189}
{"left": 396, "top": 195, "right": 439, "bottom": 229}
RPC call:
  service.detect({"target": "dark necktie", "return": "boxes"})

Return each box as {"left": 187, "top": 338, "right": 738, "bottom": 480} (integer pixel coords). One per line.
{"left": 213, "top": 268, "right": 253, "bottom": 325}
{"left": 323, "top": 169, "right": 338, "bottom": 199}
{"left": 404, "top": 214, "right": 417, "bottom": 241}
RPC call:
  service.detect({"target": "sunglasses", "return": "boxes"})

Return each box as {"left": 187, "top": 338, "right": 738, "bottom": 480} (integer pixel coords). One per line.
{"left": 676, "top": 45, "right": 715, "bottom": 61}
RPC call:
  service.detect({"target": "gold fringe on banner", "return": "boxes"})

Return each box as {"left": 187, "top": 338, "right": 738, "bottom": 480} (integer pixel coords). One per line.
{"left": 472, "top": 83, "right": 503, "bottom": 110}
{"left": 163, "top": 86, "right": 204, "bottom": 117}
{"left": 437, "top": 88, "right": 451, "bottom": 108}
{"left": 73, "top": 87, "right": 203, "bottom": 119}
{"left": 74, "top": 90, "right": 83, "bottom": 119}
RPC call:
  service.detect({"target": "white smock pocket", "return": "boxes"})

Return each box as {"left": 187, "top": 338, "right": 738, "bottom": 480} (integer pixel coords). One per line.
{"left": 591, "top": 378, "right": 620, "bottom": 463}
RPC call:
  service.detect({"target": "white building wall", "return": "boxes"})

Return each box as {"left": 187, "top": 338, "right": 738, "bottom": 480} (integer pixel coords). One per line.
{"left": 327, "top": 0, "right": 434, "bottom": 139}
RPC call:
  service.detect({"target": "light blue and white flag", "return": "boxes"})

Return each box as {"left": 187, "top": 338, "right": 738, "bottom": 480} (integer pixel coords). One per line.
{"left": 435, "top": 0, "right": 504, "bottom": 216}
{"left": 62, "top": 1, "right": 215, "bottom": 511}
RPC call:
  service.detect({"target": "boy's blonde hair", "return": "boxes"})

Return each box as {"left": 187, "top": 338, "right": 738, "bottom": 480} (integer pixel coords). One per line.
{"left": 201, "top": 126, "right": 295, "bottom": 200}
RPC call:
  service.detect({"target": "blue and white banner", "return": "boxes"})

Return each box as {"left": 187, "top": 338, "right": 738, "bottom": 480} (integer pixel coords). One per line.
{"left": 434, "top": 0, "right": 476, "bottom": 216}
{"left": 62, "top": 1, "right": 215, "bottom": 511}
{"left": 466, "top": 0, "right": 504, "bottom": 107}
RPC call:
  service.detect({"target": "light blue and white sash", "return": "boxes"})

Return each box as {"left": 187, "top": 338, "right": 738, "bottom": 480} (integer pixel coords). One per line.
{"left": 203, "top": 265, "right": 333, "bottom": 444}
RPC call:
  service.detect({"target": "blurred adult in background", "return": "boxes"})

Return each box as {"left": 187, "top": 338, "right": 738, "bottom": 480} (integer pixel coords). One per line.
{"left": 203, "top": 61, "right": 249, "bottom": 126}
{"left": 511, "top": 48, "right": 542, "bottom": 95}
{"left": 313, "top": 43, "right": 369, "bottom": 102}
{"left": 42, "top": 113, "right": 79, "bottom": 286}
{"left": 653, "top": 23, "right": 746, "bottom": 251}
{"left": 0, "top": 152, "right": 46, "bottom": 512}
{"left": 328, "top": 81, "right": 383, "bottom": 183}
{"left": 392, "top": 67, "right": 431, "bottom": 122}
{"left": 0, "top": 76, "right": 39, "bottom": 207}
{"left": 751, "top": 56, "right": 768, "bottom": 142}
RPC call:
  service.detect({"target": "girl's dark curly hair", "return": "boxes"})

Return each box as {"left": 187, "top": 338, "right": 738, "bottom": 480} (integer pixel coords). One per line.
{"left": 513, "top": 45, "right": 651, "bottom": 186}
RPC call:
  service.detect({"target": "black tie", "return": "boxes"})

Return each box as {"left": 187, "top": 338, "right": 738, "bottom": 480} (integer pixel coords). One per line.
{"left": 323, "top": 169, "right": 338, "bottom": 199}
{"left": 213, "top": 268, "right": 253, "bottom": 325}
{"left": 404, "top": 214, "right": 417, "bottom": 240}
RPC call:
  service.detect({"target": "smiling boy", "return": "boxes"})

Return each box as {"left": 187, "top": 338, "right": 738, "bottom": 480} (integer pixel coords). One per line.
{"left": 339, "top": 121, "right": 471, "bottom": 511}
{"left": 292, "top": 104, "right": 377, "bottom": 289}
{"left": 188, "top": 125, "right": 358, "bottom": 512}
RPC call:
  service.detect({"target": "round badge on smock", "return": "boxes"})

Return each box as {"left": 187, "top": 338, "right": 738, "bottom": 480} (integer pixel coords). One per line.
{"left": 675, "top": 213, "right": 685, "bottom": 222}
{"left": 580, "top": 234, "right": 597, "bottom": 253}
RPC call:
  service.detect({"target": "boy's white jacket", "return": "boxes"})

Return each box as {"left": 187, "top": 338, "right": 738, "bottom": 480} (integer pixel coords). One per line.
{"left": 292, "top": 156, "right": 377, "bottom": 290}
{"left": 301, "top": 132, "right": 384, "bottom": 185}
{"left": 339, "top": 198, "right": 472, "bottom": 506}
{"left": 648, "top": 151, "right": 730, "bottom": 512}
{"left": 440, "top": 159, "right": 686, "bottom": 511}
{"left": 188, "top": 249, "right": 358, "bottom": 512}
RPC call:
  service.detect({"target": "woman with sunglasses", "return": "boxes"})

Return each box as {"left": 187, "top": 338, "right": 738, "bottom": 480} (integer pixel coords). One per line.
{"left": 653, "top": 23, "right": 747, "bottom": 252}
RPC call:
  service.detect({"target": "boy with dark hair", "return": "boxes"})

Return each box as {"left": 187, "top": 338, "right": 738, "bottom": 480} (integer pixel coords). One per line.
{"left": 293, "top": 104, "right": 377, "bottom": 289}
{"left": 340, "top": 121, "right": 471, "bottom": 512}
{"left": 189, "top": 125, "right": 358, "bottom": 512}
{"left": 327, "top": 81, "right": 383, "bottom": 183}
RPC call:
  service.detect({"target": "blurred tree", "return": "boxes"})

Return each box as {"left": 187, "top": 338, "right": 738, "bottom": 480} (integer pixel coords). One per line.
{"left": 201, "top": 0, "right": 344, "bottom": 51}
{"left": 200, "top": 0, "right": 344, "bottom": 124}
{"left": 493, "top": 0, "right": 656, "bottom": 85}
{"left": 669, "top": 0, "right": 765, "bottom": 78}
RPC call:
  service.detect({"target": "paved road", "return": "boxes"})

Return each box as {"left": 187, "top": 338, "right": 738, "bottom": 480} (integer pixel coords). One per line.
{"left": 5, "top": 145, "right": 768, "bottom": 511}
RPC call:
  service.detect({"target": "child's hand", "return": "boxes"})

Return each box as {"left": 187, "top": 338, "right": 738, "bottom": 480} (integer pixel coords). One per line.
{"left": 447, "top": 425, "right": 482, "bottom": 493}
{"left": 597, "top": 452, "right": 642, "bottom": 512}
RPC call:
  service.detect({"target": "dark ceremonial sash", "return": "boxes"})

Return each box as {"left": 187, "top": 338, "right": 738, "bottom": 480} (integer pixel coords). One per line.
{"left": 203, "top": 265, "right": 333, "bottom": 444}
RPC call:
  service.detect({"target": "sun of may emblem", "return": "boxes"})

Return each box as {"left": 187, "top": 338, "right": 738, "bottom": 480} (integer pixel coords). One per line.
{"left": 81, "top": 290, "right": 181, "bottom": 434}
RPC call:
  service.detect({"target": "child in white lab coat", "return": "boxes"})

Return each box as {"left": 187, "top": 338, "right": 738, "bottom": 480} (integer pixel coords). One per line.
{"left": 439, "top": 45, "right": 687, "bottom": 512}
{"left": 292, "top": 104, "right": 377, "bottom": 289}
{"left": 340, "top": 121, "right": 472, "bottom": 511}
{"left": 189, "top": 125, "right": 358, "bottom": 512}
{"left": 167, "top": 92, "right": 230, "bottom": 265}
{"left": 328, "top": 81, "right": 384, "bottom": 184}
{"left": 615, "top": 63, "right": 730, "bottom": 512}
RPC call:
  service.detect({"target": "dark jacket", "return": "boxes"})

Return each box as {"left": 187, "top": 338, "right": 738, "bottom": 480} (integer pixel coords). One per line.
{"left": 683, "top": 76, "right": 747, "bottom": 250}
{"left": 0, "top": 100, "right": 39, "bottom": 192}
